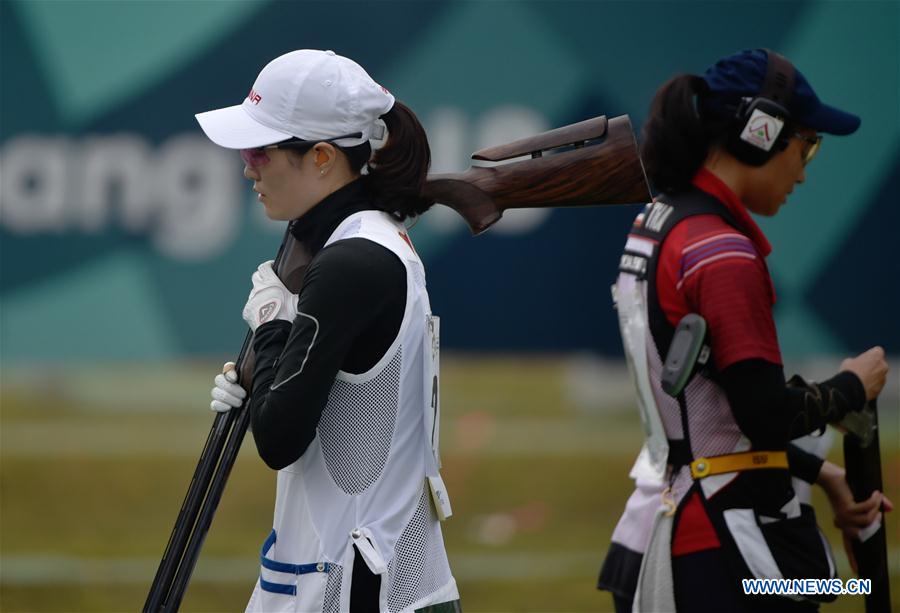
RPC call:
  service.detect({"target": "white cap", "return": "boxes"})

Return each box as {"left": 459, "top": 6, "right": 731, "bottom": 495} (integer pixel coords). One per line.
{"left": 195, "top": 49, "right": 395, "bottom": 149}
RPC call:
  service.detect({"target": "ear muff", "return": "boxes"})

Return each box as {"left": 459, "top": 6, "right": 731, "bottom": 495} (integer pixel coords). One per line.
{"left": 725, "top": 49, "right": 796, "bottom": 167}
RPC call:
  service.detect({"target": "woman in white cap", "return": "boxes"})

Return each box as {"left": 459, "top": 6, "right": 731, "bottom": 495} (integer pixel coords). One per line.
{"left": 198, "top": 49, "right": 460, "bottom": 613}
{"left": 599, "top": 49, "right": 890, "bottom": 612}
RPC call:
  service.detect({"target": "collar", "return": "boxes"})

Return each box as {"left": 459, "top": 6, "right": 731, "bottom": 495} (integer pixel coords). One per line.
{"left": 289, "top": 178, "right": 376, "bottom": 255}
{"left": 691, "top": 168, "right": 772, "bottom": 257}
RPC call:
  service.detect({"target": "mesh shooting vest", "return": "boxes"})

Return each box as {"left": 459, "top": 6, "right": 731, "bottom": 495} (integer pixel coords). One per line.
{"left": 246, "top": 211, "right": 457, "bottom": 613}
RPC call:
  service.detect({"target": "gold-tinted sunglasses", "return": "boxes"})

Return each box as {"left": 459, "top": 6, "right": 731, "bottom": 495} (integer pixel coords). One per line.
{"left": 793, "top": 132, "right": 822, "bottom": 165}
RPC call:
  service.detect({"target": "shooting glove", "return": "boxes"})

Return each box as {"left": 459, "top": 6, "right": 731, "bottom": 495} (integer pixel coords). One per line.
{"left": 242, "top": 260, "right": 299, "bottom": 331}
{"left": 210, "top": 362, "right": 246, "bottom": 412}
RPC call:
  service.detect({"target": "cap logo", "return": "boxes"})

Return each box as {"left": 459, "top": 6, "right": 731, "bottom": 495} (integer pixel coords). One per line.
{"left": 247, "top": 89, "right": 262, "bottom": 105}
{"left": 740, "top": 108, "right": 784, "bottom": 151}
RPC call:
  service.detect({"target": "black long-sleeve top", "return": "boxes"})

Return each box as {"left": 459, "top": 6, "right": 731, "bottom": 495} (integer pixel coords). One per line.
{"left": 719, "top": 359, "right": 866, "bottom": 484}
{"left": 247, "top": 179, "right": 407, "bottom": 470}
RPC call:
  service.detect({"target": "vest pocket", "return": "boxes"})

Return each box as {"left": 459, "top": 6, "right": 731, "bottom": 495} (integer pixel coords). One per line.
{"left": 257, "top": 567, "right": 298, "bottom": 612}
{"left": 257, "top": 529, "right": 332, "bottom": 612}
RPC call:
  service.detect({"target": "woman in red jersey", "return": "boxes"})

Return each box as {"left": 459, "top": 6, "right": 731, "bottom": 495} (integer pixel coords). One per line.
{"left": 598, "top": 49, "right": 891, "bottom": 613}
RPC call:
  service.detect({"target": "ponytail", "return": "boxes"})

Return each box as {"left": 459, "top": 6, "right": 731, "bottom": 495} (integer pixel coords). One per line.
{"left": 640, "top": 74, "right": 731, "bottom": 193}
{"left": 365, "top": 101, "right": 433, "bottom": 220}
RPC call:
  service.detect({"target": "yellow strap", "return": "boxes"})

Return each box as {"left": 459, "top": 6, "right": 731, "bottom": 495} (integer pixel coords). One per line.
{"left": 690, "top": 451, "right": 788, "bottom": 479}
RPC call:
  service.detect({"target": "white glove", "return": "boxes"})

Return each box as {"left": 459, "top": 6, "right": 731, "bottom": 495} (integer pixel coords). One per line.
{"left": 242, "top": 260, "right": 298, "bottom": 331}
{"left": 210, "top": 362, "right": 247, "bottom": 413}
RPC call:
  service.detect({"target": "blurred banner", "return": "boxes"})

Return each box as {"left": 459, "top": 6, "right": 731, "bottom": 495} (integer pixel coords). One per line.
{"left": 1, "top": 0, "right": 897, "bottom": 362}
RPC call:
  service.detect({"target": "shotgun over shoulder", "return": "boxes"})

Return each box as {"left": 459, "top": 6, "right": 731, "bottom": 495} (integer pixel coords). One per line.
{"left": 424, "top": 114, "right": 650, "bottom": 235}
{"left": 472, "top": 116, "right": 609, "bottom": 161}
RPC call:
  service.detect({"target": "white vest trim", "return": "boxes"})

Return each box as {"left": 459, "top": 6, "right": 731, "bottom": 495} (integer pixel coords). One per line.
{"left": 246, "top": 210, "right": 457, "bottom": 613}
{"left": 612, "top": 267, "right": 669, "bottom": 487}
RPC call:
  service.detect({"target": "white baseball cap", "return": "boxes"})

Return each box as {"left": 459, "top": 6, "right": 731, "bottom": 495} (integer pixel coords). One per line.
{"left": 195, "top": 49, "right": 395, "bottom": 149}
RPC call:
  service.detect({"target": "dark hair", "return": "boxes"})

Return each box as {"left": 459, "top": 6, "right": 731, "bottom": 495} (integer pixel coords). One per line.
{"left": 640, "top": 74, "right": 733, "bottom": 193}
{"left": 365, "top": 101, "right": 434, "bottom": 221}
{"left": 341, "top": 141, "right": 372, "bottom": 173}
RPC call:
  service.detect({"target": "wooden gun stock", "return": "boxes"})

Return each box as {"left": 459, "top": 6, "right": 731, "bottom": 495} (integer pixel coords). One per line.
{"left": 424, "top": 114, "right": 650, "bottom": 235}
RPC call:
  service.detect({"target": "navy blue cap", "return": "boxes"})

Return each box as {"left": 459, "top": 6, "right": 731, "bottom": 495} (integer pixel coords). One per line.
{"left": 701, "top": 49, "right": 860, "bottom": 135}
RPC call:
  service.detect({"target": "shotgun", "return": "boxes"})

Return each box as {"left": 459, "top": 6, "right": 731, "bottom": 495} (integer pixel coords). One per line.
{"left": 145, "top": 113, "right": 649, "bottom": 611}
{"left": 425, "top": 114, "right": 650, "bottom": 234}
{"left": 840, "top": 401, "right": 891, "bottom": 613}
{"left": 144, "top": 229, "right": 311, "bottom": 612}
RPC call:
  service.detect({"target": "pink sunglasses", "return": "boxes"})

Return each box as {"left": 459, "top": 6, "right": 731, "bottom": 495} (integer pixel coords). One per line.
{"left": 240, "top": 132, "right": 362, "bottom": 168}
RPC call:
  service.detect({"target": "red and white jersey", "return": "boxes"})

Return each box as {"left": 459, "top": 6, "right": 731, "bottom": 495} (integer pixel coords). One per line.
{"left": 611, "top": 169, "right": 783, "bottom": 553}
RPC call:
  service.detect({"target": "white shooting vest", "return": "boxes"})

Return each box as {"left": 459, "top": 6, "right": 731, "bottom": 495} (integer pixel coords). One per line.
{"left": 246, "top": 211, "right": 458, "bottom": 613}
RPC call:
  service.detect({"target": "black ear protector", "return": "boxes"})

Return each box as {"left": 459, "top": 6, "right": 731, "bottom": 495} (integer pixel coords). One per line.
{"left": 725, "top": 49, "right": 796, "bottom": 167}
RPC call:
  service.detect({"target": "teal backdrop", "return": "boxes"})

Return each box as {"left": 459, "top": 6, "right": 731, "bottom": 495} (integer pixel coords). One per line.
{"left": 1, "top": 0, "right": 897, "bottom": 362}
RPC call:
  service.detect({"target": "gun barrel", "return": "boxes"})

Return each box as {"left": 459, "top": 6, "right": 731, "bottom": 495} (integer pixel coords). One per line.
{"left": 843, "top": 400, "right": 891, "bottom": 613}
